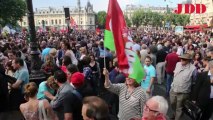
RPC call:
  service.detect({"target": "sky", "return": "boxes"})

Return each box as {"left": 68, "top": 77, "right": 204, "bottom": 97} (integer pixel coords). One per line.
{"left": 33, "top": 0, "right": 186, "bottom": 12}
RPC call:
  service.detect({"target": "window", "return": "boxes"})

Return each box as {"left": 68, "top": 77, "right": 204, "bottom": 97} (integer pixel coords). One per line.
{"left": 81, "top": 18, "right": 83, "bottom": 20}
{"left": 51, "top": 20, "right": 54, "bottom": 25}
{"left": 24, "top": 22, "right": 26, "bottom": 25}
{"left": 59, "top": 19, "right": 61, "bottom": 24}
{"left": 81, "top": 21, "right": 83, "bottom": 24}
{"left": 90, "top": 21, "right": 92, "bottom": 24}
{"left": 45, "top": 21, "right": 48, "bottom": 25}
{"left": 55, "top": 19, "right": 57, "bottom": 24}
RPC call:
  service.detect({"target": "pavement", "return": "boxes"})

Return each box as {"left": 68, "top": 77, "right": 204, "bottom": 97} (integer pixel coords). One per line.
{"left": 153, "top": 82, "right": 193, "bottom": 120}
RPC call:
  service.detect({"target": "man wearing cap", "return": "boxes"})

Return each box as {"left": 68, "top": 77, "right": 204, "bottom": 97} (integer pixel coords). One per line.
{"left": 170, "top": 53, "right": 196, "bottom": 120}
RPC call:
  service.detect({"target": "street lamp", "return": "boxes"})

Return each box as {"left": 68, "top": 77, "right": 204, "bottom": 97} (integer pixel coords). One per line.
{"left": 25, "top": 0, "right": 46, "bottom": 85}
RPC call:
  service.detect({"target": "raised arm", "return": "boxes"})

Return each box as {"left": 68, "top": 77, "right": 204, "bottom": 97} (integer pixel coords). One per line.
{"left": 103, "top": 68, "right": 124, "bottom": 95}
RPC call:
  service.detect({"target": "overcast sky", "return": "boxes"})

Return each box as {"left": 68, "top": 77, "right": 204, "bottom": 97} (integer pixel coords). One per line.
{"left": 33, "top": 0, "right": 185, "bottom": 12}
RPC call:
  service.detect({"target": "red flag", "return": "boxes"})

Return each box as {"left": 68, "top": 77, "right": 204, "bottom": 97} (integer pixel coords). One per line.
{"left": 70, "top": 17, "right": 78, "bottom": 29}
{"left": 107, "top": 0, "right": 129, "bottom": 73}
{"left": 96, "top": 28, "right": 100, "bottom": 35}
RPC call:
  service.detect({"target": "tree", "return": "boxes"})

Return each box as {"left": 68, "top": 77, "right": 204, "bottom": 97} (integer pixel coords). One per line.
{"left": 124, "top": 15, "right": 132, "bottom": 27}
{"left": 0, "top": 0, "right": 26, "bottom": 27}
{"left": 132, "top": 9, "right": 144, "bottom": 27}
{"left": 96, "top": 11, "right": 107, "bottom": 29}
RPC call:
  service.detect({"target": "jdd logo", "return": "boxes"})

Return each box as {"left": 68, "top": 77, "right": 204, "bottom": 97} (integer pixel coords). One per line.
{"left": 174, "top": 4, "right": 206, "bottom": 14}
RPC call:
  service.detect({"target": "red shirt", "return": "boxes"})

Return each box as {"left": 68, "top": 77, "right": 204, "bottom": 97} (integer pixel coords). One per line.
{"left": 165, "top": 52, "right": 180, "bottom": 74}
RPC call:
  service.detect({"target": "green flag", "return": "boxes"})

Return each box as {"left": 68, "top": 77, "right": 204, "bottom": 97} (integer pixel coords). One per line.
{"left": 104, "top": 30, "right": 115, "bottom": 51}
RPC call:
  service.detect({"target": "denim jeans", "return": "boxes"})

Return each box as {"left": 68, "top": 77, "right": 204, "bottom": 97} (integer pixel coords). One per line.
{"left": 166, "top": 73, "right": 173, "bottom": 96}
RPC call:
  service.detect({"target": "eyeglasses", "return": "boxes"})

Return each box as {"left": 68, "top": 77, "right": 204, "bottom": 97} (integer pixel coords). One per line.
{"left": 144, "top": 104, "right": 159, "bottom": 113}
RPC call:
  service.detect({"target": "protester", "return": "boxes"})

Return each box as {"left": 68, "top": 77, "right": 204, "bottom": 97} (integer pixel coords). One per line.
{"left": 37, "top": 76, "right": 58, "bottom": 101}
{"left": 61, "top": 41, "right": 78, "bottom": 65}
{"left": 156, "top": 44, "right": 167, "bottom": 84}
{"left": 60, "top": 55, "right": 72, "bottom": 79}
{"left": 51, "top": 70, "right": 74, "bottom": 120}
{"left": 192, "top": 60, "right": 213, "bottom": 120}
{"left": 165, "top": 46, "right": 180, "bottom": 96}
{"left": 41, "top": 55, "right": 57, "bottom": 77}
{"left": 0, "top": 64, "right": 9, "bottom": 113}
{"left": 64, "top": 72, "right": 85, "bottom": 120}
{"left": 20, "top": 82, "right": 57, "bottom": 120}
{"left": 192, "top": 52, "right": 203, "bottom": 72}
{"left": 103, "top": 68, "right": 146, "bottom": 120}
{"left": 141, "top": 56, "right": 156, "bottom": 98}
{"left": 0, "top": 21, "right": 212, "bottom": 120}
{"left": 82, "top": 96, "right": 110, "bottom": 120}
{"left": 170, "top": 53, "right": 196, "bottom": 120}
{"left": 142, "top": 96, "right": 168, "bottom": 120}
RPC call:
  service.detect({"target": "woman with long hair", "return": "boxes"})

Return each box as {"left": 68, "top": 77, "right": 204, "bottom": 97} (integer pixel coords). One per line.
{"left": 193, "top": 52, "right": 203, "bottom": 72}
{"left": 37, "top": 76, "right": 59, "bottom": 101}
{"left": 41, "top": 55, "right": 56, "bottom": 77}
{"left": 61, "top": 41, "right": 78, "bottom": 65}
{"left": 20, "top": 82, "right": 57, "bottom": 120}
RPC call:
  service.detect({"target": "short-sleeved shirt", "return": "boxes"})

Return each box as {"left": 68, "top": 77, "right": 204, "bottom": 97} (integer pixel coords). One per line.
{"left": 141, "top": 65, "right": 156, "bottom": 90}
{"left": 64, "top": 90, "right": 83, "bottom": 120}
{"left": 165, "top": 52, "right": 180, "bottom": 74}
{"left": 37, "top": 81, "right": 55, "bottom": 100}
{"left": 14, "top": 67, "right": 29, "bottom": 93}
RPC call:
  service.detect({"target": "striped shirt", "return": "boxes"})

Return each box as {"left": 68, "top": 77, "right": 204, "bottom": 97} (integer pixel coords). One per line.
{"left": 107, "top": 82, "right": 146, "bottom": 120}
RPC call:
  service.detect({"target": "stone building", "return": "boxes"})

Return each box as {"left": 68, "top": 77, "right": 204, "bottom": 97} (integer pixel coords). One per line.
{"left": 19, "top": 0, "right": 96, "bottom": 30}
{"left": 190, "top": 0, "right": 213, "bottom": 26}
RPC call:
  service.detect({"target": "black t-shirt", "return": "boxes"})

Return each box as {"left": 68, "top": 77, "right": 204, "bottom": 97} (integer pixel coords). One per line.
{"left": 0, "top": 74, "right": 9, "bottom": 112}
{"left": 63, "top": 91, "right": 83, "bottom": 120}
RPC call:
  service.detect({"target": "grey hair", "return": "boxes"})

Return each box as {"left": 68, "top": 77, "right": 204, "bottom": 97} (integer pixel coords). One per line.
{"left": 151, "top": 96, "right": 168, "bottom": 115}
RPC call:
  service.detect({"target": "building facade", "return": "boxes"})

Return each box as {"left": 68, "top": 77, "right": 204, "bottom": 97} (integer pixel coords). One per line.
{"left": 190, "top": 0, "right": 213, "bottom": 26}
{"left": 18, "top": 1, "right": 96, "bottom": 30}
{"left": 124, "top": 4, "right": 174, "bottom": 19}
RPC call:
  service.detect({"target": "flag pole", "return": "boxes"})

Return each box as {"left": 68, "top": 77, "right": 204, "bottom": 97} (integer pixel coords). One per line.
{"left": 104, "top": 45, "right": 106, "bottom": 69}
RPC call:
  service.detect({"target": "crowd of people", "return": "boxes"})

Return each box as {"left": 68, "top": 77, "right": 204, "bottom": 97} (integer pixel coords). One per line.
{"left": 0, "top": 29, "right": 212, "bottom": 120}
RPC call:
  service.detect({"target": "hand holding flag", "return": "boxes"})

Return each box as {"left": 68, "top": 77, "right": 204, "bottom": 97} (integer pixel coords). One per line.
{"left": 104, "top": 0, "right": 145, "bottom": 83}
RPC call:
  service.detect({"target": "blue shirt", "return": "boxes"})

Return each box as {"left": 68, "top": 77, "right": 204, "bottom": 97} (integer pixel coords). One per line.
{"left": 99, "top": 47, "right": 108, "bottom": 57}
{"left": 37, "top": 81, "right": 55, "bottom": 100}
{"left": 141, "top": 65, "right": 156, "bottom": 90}
{"left": 14, "top": 67, "right": 29, "bottom": 93}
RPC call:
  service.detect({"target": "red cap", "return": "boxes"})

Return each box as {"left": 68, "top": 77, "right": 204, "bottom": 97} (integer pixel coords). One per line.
{"left": 70, "top": 72, "right": 84, "bottom": 88}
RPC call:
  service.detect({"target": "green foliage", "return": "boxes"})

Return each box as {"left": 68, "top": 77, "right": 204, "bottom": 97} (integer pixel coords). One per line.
{"left": 124, "top": 15, "right": 132, "bottom": 27}
{"left": 96, "top": 11, "right": 107, "bottom": 29}
{"left": 0, "top": 0, "right": 26, "bottom": 27}
{"left": 131, "top": 9, "right": 144, "bottom": 27}
{"left": 131, "top": 9, "right": 190, "bottom": 27}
